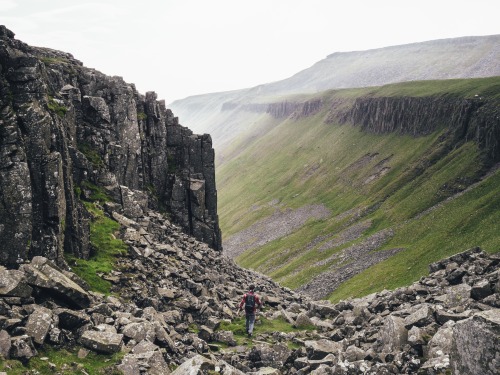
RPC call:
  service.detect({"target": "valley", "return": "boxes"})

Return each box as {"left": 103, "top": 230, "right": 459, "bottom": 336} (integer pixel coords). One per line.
{"left": 217, "top": 78, "right": 500, "bottom": 301}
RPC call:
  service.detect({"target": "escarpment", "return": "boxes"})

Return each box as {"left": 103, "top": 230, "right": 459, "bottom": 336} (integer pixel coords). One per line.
{"left": 0, "top": 26, "right": 221, "bottom": 267}
{"left": 335, "top": 95, "right": 500, "bottom": 162}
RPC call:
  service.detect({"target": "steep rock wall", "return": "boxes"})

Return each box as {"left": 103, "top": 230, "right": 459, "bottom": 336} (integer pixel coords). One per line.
{"left": 0, "top": 26, "right": 220, "bottom": 267}
{"left": 335, "top": 96, "right": 500, "bottom": 163}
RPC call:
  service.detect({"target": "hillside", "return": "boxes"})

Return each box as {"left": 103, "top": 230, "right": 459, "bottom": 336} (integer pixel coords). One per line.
{"left": 0, "top": 26, "right": 499, "bottom": 375}
{"left": 218, "top": 77, "right": 500, "bottom": 302}
{"left": 169, "top": 35, "right": 500, "bottom": 154}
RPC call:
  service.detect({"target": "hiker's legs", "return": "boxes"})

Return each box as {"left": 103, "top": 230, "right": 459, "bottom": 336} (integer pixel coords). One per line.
{"left": 246, "top": 314, "right": 256, "bottom": 334}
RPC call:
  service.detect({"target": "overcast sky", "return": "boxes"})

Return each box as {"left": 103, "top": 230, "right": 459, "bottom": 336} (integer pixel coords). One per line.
{"left": 2, "top": 0, "right": 500, "bottom": 104}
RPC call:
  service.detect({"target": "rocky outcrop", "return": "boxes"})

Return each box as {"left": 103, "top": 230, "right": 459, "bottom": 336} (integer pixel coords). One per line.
{"left": 334, "top": 95, "right": 500, "bottom": 163}
{"left": 224, "top": 98, "right": 324, "bottom": 120}
{"left": 0, "top": 25, "right": 220, "bottom": 267}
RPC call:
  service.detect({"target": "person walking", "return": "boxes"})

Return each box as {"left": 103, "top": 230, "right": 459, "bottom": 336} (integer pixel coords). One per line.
{"left": 237, "top": 284, "right": 262, "bottom": 337}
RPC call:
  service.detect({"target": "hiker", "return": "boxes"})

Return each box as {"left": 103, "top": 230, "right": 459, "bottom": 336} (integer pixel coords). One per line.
{"left": 237, "top": 284, "right": 262, "bottom": 337}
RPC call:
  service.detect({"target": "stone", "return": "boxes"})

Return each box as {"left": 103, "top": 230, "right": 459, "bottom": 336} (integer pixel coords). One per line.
{"left": 119, "top": 349, "right": 170, "bottom": 375}
{"left": 121, "top": 321, "right": 155, "bottom": 342}
{"left": 470, "top": 279, "right": 493, "bottom": 300}
{"left": 427, "top": 323, "right": 454, "bottom": 359}
{"left": 439, "top": 284, "right": 472, "bottom": 309}
{"left": 450, "top": 309, "right": 500, "bottom": 375}
{"left": 171, "top": 354, "right": 215, "bottom": 374}
{"left": 197, "top": 325, "right": 213, "bottom": 342}
{"left": 435, "top": 308, "right": 470, "bottom": 325}
{"left": 295, "top": 312, "right": 314, "bottom": 328}
{"left": 9, "top": 335, "right": 37, "bottom": 361}
{"left": 56, "top": 308, "right": 91, "bottom": 329}
{"left": 25, "top": 306, "right": 52, "bottom": 345}
{"left": 0, "top": 269, "right": 32, "bottom": 298}
{"left": 79, "top": 330, "right": 123, "bottom": 354}
{"left": 0, "top": 330, "right": 11, "bottom": 359}
{"left": 305, "top": 339, "right": 343, "bottom": 360}
{"left": 404, "top": 304, "right": 434, "bottom": 328}
{"left": 345, "top": 345, "right": 365, "bottom": 362}
{"left": 212, "top": 330, "right": 236, "bottom": 346}
{"left": 376, "top": 315, "right": 408, "bottom": 352}
{"left": 20, "top": 257, "right": 90, "bottom": 309}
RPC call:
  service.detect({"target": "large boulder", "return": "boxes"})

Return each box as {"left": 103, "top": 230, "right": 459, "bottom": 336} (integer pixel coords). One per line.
{"left": 9, "top": 335, "right": 37, "bottom": 361}
{"left": 171, "top": 354, "right": 215, "bottom": 374}
{"left": 25, "top": 306, "right": 53, "bottom": 345}
{"left": 20, "top": 257, "right": 90, "bottom": 309}
{"left": 450, "top": 309, "right": 500, "bottom": 375}
{"left": 0, "top": 268, "right": 32, "bottom": 298}
{"left": 0, "top": 330, "right": 11, "bottom": 359}
{"left": 79, "top": 330, "right": 123, "bottom": 354}
{"left": 305, "top": 339, "right": 343, "bottom": 360}
{"left": 376, "top": 315, "right": 408, "bottom": 352}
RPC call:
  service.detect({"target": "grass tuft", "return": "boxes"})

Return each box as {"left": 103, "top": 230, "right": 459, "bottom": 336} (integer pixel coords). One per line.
{"left": 65, "top": 202, "right": 127, "bottom": 295}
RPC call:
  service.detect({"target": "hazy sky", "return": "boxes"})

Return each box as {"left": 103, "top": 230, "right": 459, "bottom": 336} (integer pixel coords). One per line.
{"left": 2, "top": 0, "right": 499, "bottom": 104}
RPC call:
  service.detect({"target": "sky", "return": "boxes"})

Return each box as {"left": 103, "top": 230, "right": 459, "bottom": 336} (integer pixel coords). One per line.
{"left": 2, "top": 0, "right": 500, "bottom": 104}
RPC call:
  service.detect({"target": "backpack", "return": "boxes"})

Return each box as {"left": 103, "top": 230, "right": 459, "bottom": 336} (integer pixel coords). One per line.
{"left": 244, "top": 293, "right": 256, "bottom": 314}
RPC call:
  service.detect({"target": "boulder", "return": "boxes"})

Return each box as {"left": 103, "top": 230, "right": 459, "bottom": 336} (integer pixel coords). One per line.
{"left": 0, "top": 268, "right": 32, "bottom": 298}
{"left": 171, "top": 354, "right": 215, "bottom": 374}
{"left": 404, "top": 304, "right": 434, "bottom": 328}
{"left": 305, "top": 339, "right": 343, "bottom": 360}
{"left": 376, "top": 315, "right": 408, "bottom": 352}
{"left": 118, "top": 349, "right": 170, "bottom": 375}
{"left": 450, "top": 309, "right": 500, "bottom": 375}
{"left": 212, "top": 330, "right": 236, "bottom": 346}
{"left": 20, "top": 257, "right": 90, "bottom": 309}
{"left": 55, "top": 308, "right": 91, "bottom": 330}
{"left": 25, "top": 306, "right": 52, "bottom": 344}
{"left": 121, "top": 321, "right": 156, "bottom": 342}
{"left": 0, "top": 330, "right": 11, "bottom": 359}
{"left": 470, "top": 279, "right": 493, "bottom": 300}
{"left": 9, "top": 335, "right": 37, "bottom": 361}
{"left": 79, "top": 330, "right": 123, "bottom": 354}
{"left": 295, "top": 312, "right": 314, "bottom": 328}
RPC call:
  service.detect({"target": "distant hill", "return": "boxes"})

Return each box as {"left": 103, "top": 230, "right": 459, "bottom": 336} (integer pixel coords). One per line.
{"left": 169, "top": 35, "right": 500, "bottom": 155}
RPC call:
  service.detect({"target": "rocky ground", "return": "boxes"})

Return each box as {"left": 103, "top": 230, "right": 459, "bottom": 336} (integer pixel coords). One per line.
{"left": 1, "top": 201, "right": 499, "bottom": 374}
{"left": 223, "top": 204, "right": 331, "bottom": 259}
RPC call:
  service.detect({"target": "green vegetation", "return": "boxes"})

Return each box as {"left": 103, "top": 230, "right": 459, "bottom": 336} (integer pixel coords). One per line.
{"left": 218, "top": 77, "right": 500, "bottom": 301}
{"left": 80, "top": 180, "right": 111, "bottom": 202}
{"left": 0, "top": 346, "right": 123, "bottom": 374}
{"left": 137, "top": 111, "right": 147, "bottom": 121}
{"left": 40, "top": 56, "right": 68, "bottom": 65}
{"left": 78, "top": 143, "right": 105, "bottom": 169}
{"left": 216, "top": 316, "right": 314, "bottom": 346}
{"left": 47, "top": 96, "right": 67, "bottom": 117}
{"left": 65, "top": 202, "right": 127, "bottom": 295}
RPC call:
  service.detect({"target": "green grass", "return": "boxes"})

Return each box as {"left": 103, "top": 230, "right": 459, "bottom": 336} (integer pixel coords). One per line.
{"left": 47, "top": 96, "right": 67, "bottom": 118}
{"left": 218, "top": 76, "right": 500, "bottom": 300}
{"left": 78, "top": 143, "right": 105, "bottom": 169}
{"left": 65, "top": 203, "right": 127, "bottom": 295}
{"left": 0, "top": 346, "right": 123, "bottom": 374}
{"left": 329, "top": 167, "right": 500, "bottom": 302}
{"left": 216, "top": 316, "right": 314, "bottom": 346}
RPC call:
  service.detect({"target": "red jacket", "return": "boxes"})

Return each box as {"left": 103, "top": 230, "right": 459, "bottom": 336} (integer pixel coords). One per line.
{"left": 239, "top": 291, "right": 262, "bottom": 313}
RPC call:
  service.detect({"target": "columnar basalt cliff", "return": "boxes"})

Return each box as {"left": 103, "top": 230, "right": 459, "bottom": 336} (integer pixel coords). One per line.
{"left": 335, "top": 96, "right": 500, "bottom": 163}
{"left": 0, "top": 26, "right": 221, "bottom": 267}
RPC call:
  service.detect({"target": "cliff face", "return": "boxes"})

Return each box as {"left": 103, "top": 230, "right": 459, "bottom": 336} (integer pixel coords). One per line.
{"left": 0, "top": 26, "right": 221, "bottom": 267}
{"left": 335, "top": 96, "right": 500, "bottom": 163}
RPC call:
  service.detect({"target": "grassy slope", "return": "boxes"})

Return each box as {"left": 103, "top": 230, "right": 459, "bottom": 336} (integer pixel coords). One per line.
{"left": 217, "top": 77, "right": 500, "bottom": 301}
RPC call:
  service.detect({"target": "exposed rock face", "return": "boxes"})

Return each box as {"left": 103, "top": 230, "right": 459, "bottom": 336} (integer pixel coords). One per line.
{"left": 335, "top": 96, "right": 500, "bottom": 163}
{"left": 0, "top": 25, "right": 221, "bottom": 267}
